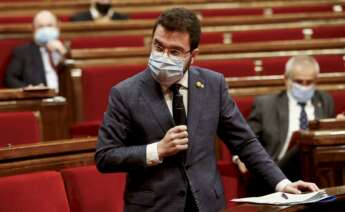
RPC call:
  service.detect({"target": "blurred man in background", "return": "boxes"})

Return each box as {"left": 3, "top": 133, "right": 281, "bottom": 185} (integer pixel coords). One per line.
{"left": 5, "top": 10, "right": 67, "bottom": 92}
{"left": 71, "top": 0, "right": 128, "bottom": 22}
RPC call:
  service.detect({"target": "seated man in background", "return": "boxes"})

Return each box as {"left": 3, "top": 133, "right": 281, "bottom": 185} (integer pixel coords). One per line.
{"left": 71, "top": 0, "right": 128, "bottom": 22}
{"left": 5, "top": 10, "right": 67, "bottom": 92}
{"left": 234, "top": 55, "right": 335, "bottom": 194}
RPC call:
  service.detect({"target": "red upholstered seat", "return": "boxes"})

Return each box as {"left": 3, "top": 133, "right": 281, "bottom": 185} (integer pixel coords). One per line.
{"left": 70, "top": 35, "right": 146, "bottom": 49}
{"left": 70, "top": 120, "right": 101, "bottom": 138}
{"left": 0, "top": 16, "right": 69, "bottom": 24}
{"left": 200, "top": 32, "right": 225, "bottom": 45}
{"left": 232, "top": 96, "right": 255, "bottom": 119}
{"left": 0, "top": 171, "right": 70, "bottom": 212}
{"left": 194, "top": 59, "right": 255, "bottom": 77}
{"left": 272, "top": 5, "right": 335, "bottom": 14}
{"left": 329, "top": 90, "right": 345, "bottom": 115}
{"left": 261, "top": 57, "right": 289, "bottom": 75}
{"left": 129, "top": 11, "right": 161, "bottom": 19}
{"left": 0, "top": 39, "right": 30, "bottom": 87}
{"left": 81, "top": 64, "right": 145, "bottom": 122}
{"left": 61, "top": 165, "right": 126, "bottom": 212}
{"left": 232, "top": 28, "right": 304, "bottom": 43}
{"left": 199, "top": 8, "right": 263, "bottom": 17}
{"left": 314, "top": 55, "right": 345, "bottom": 72}
{"left": 312, "top": 25, "right": 345, "bottom": 39}
{"left": 0, "top": 111, "right": 41, "bottom": 147}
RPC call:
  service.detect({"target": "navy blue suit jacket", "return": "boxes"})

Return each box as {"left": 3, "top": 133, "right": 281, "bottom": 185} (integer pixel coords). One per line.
{"left": 96, "top": 67, "right": 286, "bottom": 212}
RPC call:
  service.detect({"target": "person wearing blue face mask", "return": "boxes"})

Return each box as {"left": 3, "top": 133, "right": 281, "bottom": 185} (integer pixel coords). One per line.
{"left": 96, "top": 8, "right": 320, "bottom": 212}
{"left": 5, "top": 10, "right": 67, "bottom": 92}
{"left": 233, "top": 55, "right": 335, "bottom": 195}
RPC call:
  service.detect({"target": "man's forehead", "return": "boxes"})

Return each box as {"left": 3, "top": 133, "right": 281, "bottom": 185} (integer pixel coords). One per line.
{"left": 291, "top": 65, "right": 317, "bottom": 79}
{"left": 34, "top": 12, "right": 57, "bottom": 26}
{"left": 153, "top": 25, "right": 190, "bottom": 48}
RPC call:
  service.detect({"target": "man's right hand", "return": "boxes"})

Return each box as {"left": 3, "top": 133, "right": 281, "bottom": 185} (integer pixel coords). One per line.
{"left": 157, "top": 125, "right": 188, "bottom": 159}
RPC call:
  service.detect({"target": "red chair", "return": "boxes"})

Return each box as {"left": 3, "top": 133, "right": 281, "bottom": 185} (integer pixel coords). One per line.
{"left": 129, "top": 11, "right": 161, "bottom": 19}
{"left": 312, "top": 25, "right": 345, "bottom": 39}
{"left": 0, "top": 171, "right": 70, "bottom": 212}
{"left": 61, "top": 165, "right": 126, "bottom": 212}
{"left": 231, "top": 28, "right": 304, "bottom": 43}
{"left": 70, "top": 120, "right": 101, "bottom": 138}
{"left": 200, "top": 32, "right": 225, "bottom": 45}
{"left": 194, "top": 59, "right": 255, "bottom": 77}
{"left": 0, "top": 111, "right": 42, "bottom": 147}
{"left": 199, "top": 8, "right": 263, "bottom": 17}
{"left": 70, "top": 35, "right": 146, "bottom": 49}
{"left": 272, "top": 4, "right": 335, "bottom": 14}
{"left": 314, "top": 55, "right": 345, "bottom": 73}
{"left": 0, "top": 38, "right": 30, "bottom": 87}
{"left": 261, "top": 57, "right": 289, "bottom": 76}
{"left": 232, "top": 96, "right": 255, "bottom": 119}
{"left": 330, "top": 90, "right": 345, "bottom": 115}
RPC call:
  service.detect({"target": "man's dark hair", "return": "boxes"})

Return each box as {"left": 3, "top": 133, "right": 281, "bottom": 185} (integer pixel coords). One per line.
{"left": 152, "top": 7, "right": 201, "bottom": 51}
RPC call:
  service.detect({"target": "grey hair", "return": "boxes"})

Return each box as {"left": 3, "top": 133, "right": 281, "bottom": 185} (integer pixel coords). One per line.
{"left": 284, "top": 55, "right": 320, "bottom": 79}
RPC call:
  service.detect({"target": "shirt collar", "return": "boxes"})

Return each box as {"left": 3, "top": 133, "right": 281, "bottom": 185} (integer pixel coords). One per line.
{"left": 90, "top": 5, "right": 114, "bottom": 20}
{"left": 161, "top": 71, "right": 189, "bottom": 93}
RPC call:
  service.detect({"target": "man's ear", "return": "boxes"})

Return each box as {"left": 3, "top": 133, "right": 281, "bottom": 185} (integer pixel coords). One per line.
{"left": 190, "top": 48, "right": 199, "bottom": 64}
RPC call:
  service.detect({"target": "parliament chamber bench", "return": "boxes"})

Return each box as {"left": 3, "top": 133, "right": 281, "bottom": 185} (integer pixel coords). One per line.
{"left": 0, "top": 0, "right": 344, "bottom": 22}
{"left": 0, "top": 88, "right": 69, "bottom": 141}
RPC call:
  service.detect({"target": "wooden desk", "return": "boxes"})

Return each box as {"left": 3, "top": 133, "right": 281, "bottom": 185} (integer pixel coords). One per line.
{"left": 0, "top": 137, "right": 96, "bottom": 177}
{"left": 227, "top": 185, "right": 345, "bottom": 212}
{"left": 0, "top": 89, "right": 68, "bottom": 141}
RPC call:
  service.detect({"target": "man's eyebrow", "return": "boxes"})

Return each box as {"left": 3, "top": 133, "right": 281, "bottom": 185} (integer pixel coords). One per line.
{"left": 153, "top": 38, "right": 185, "bottom": 51}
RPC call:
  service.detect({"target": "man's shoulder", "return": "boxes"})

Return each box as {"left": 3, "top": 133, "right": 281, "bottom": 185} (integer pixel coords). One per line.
{"left": 71, "top": 11, "right": 93, "bottom": 21}
{"left": 190, "top": 65, "right": 223, "bottom": 79}
{"left": 13, "top": 42, "right": 36, "bottom": 53}
{"left": 113, "top": 69, "right": 146, "bottom": 90}
{"left": 255, "top": 92, "right": 284, "bottom": 104}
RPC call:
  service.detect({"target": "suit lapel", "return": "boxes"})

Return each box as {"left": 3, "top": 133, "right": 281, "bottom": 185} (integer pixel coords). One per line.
{"left": 31, "top": 43, "right": 47, "bottom": 85}
{"left": 186, "top": 68, "right": 204, "bottom": 159}
{"left": 312, "top": 91, "right": 323, "bottom": 119}
{"left": 277, "top": 91, "right": 289, "bottom": 150}
{"left": 140, "top": 69, "right": 174, "bottom": 133}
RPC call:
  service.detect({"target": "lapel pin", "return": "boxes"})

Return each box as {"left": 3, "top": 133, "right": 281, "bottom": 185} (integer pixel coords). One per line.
{"left": 196, "top": 81, "right": 204, "bottom": 89}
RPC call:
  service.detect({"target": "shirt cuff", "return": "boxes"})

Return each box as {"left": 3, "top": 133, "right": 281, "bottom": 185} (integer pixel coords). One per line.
{"left": 146, "top": 142, "right": 163, "bottom": 166}
{"left": 232, "top": 155, "right": 239, "bottom": 164}
{"left": 275, "top": 179, "right": 292, "bottom": 192}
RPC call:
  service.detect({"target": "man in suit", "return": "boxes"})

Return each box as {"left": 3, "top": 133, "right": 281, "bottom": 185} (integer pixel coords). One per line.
{"left": 234, "top": 55, "right": 335, "bottom": 188}
{"left": 5, "top": 10, "right": 67, "bottom": 92}
{"left": 96, "top": 8, "right": 318, "bottom": 212}
{"left": 70, "top": 0, "right": 128, "bottom": 22}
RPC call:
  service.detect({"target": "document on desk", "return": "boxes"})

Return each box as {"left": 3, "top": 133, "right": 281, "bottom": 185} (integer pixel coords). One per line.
{"left": 231, "top": 190, "right": 336, "bottom": 205}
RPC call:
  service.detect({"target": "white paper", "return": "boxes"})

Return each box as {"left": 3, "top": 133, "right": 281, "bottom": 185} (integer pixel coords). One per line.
{"left": 231, "top": 190, "right": 331, "bottom": 205}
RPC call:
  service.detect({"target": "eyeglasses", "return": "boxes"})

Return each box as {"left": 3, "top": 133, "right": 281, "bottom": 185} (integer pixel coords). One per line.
{"left": 152, "top": 41, "right": 190, "bottom": 60}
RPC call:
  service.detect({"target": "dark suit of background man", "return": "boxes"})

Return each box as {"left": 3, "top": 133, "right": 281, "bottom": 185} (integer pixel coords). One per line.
{"left": 70, "top": 0, "right": 128, "bottom": 22}
{"left": 5, "top": 10, "right": 67, "bottom": 92}
{"left": 96, "top": 8, "right": 318, "bottom": 212}
{"left": 234, "top": 55, "right": 335, "bottom": 194}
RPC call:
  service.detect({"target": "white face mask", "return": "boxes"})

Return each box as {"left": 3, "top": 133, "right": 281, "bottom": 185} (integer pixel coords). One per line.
{"left": 34, "top": 27, "right": 60, "bottom": 46}
{"left": 148, "top": 51, "right": 187, "bottom": 86}
{"left": 289, "top": 82, "right": 315, "bottom": 103}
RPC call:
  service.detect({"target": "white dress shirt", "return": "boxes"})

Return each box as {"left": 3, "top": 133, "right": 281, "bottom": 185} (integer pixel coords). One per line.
{"left": 278, "top": 91, "right": 315, "bottom": 160}
{"left": 39, "top": 47, "right": 59, "bottom": 92}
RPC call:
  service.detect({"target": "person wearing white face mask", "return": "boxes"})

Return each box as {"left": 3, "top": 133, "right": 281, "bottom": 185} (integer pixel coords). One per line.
{"left": 233, "top": 55, "right": 335, "bottom": 195}
{"left": 5, "top": 10, "right": 67, "bottom": 92}
{"left": 96, "top": 8, "right": 320, "bottom": 212}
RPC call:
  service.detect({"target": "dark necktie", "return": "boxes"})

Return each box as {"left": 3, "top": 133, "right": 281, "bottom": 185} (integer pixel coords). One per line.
{"left": 170, "top": 84, "right": 187, "bottom": 126}
{"left": 298, "top": 102, "right": 308, "bottom": 130}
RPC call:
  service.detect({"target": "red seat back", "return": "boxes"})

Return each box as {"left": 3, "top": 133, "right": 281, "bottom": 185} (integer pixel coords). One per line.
{"left": 194, "top": 59, "right": 255, "bottom": 77}
{"left": 272, "top": 5, "right": 335, "bottom": 14}
{"left": 70, "top": 35, "right": 146, "bottom": 49}
{"left": 0, "top": 171, "right": 70, "bottom": 212}
{"left": 312, "top": 25, "right": 345, "bottom": 39}
{"left": 232, "top": 96, "right": 255, "bottom": 119}
{"left": 81, "top": 64, "right": 145, "bottom": 121}
{"left": 61, "top": 165, "right": 126, "bottom": 212}
{"left": 314, "top": 55, "right": 345, "bottom": 73}
{"left": 200, "top": 32, "right": 225, "bottom": 45}
{"left": 0, "top": 111, "right": 41, "bottom": 147}
{"left": 261, "top": 57, "right": 289, "bottom": 75}
{"left": 199, "top": 8, "right": 263, "bottom": 17}
{"left": 0, "top": 39, "right": 30, "bottom": 87}
{"left": 232, "top": 28, "right": 304, "bottom": 43}
{"left": 330, "top": 90, "right": 345, "bottom": 115}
